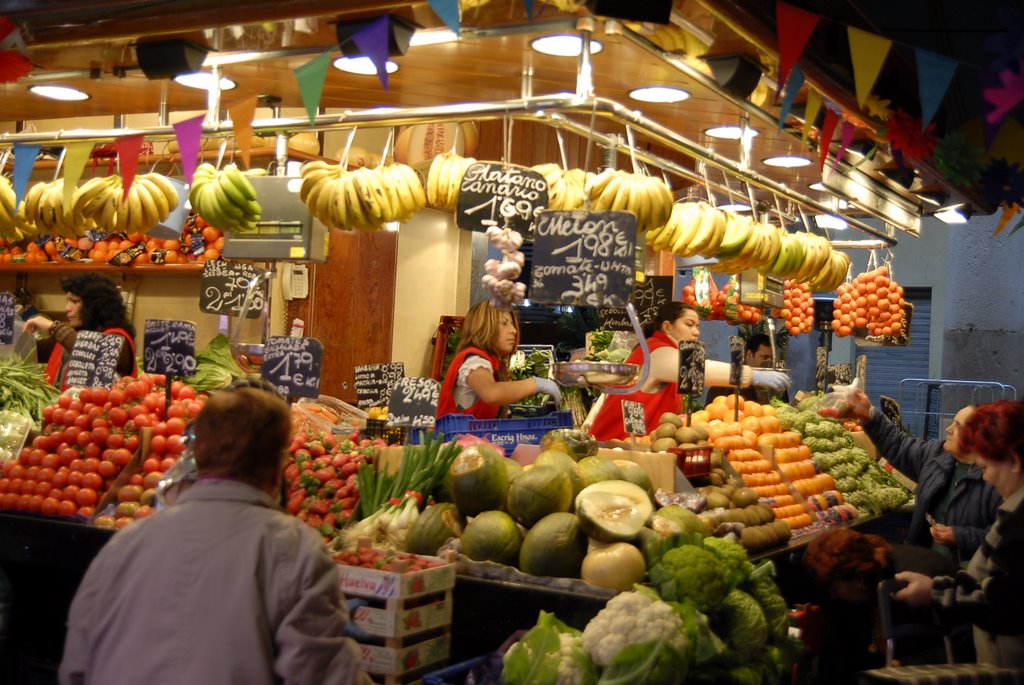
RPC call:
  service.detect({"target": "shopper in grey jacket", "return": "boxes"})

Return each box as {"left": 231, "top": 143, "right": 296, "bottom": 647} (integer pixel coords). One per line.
{"left": 60, "top": 387, "right": 371, "bottom": 685}
{"left": 849, "top": 391, "right": 1001, "bottom": 565}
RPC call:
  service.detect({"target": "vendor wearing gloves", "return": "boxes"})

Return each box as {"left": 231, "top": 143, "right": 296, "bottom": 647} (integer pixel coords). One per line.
{"left": 588, "top": 302, "right": 790, "bottom": 441}
{"left": 847, "top": 389, "right": 1001, "bottom": 565}
{"left": 437, "top": 300, "right": 560, "bottom": 420}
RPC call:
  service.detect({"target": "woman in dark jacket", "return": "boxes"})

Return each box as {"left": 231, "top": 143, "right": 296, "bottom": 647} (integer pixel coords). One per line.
{"left": 849, "top": 390, "right": 1001, "bottom": 565}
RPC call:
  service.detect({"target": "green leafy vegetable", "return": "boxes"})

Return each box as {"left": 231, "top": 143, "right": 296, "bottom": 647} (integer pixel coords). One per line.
{"left": 503, "top": 611, "right": 597, "bottom": 685}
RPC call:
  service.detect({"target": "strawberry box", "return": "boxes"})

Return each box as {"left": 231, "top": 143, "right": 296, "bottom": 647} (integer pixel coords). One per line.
{"left": 334, "top": 549, "right": 456, "bottom": 600}
{"left": 352, "top": 590, "right": 453, "bottom": 638}
{"left": 359, "top": 630, "right": 451, "bottom": 677}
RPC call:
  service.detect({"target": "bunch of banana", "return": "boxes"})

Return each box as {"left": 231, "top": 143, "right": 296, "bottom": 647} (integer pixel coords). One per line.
{"left": 0, "top": 175, "right": 36, "bottom": 240}
{"left": 710, "top": 217, "right": 783, "bottom": 273}
{"left": 646, "top": 200, "right": 727, "bottom": 257}
{"left": 188, "top": 162, "right": 262, "bottom": 232}
{"left": 531, "top": 163, "right": 591, "bottom": 211}
{"left": 807, "top": 250, "right": 851, "bottom": 292}
{"left": 300, "top": 160, "right": 427, "bottom": 231}
{"left": 585, "top": 169, "right": 673, "bottom": 233}
{"left": 70, "top": 172, "right": 181, "bottom": 236}
{"left": 21, "top": 179, "right": 80, "bottom": 237}
{"left": 426, "top": 151, "right": 476, "bottom": 211}
{"left": 789, "top": 233, "right": 833, "bottom": 284}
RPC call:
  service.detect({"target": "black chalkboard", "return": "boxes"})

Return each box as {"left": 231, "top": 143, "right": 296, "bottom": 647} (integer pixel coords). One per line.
{"left": 353, "top": 362, "right": 405, "bottom": 410}
{"left": 880, "top": 395, "right": 903, "bottom": 427}
{"left": 828, "top": 362, "right": 853, "bottom": 389}
{"left": 597, "top": 307, "right": 632, "bottom": 332}
{"left": 728, "top": 335, "right": 744, "bottom": 387}
{"left": 200, "top": 261, "right": 267, "bottom": 318}
{"left": 143, "top": 319, "right": 197, "bottom": 377}
{"left": 630, "top": 276, "right": 673, "bottom": 329}
{"left": 455, "top": 162, "right": 548, "bottom": 234}
{"left": 677, "top": 340, "right": 706, "bottom": 396}
{"left": 65, "top": 330, "right": 124, "bottom": 389}
{"left": 387, "top": 377, "right": 440, "bottom": 429}
{"left": 622, "top": 400, "right": 647, "bottom": 436}
{"left": 261, "top": 336, "right": 323, "bottom": 399}
{"left": 0, "top": 292, "right": 14, "bottom": 345}
{"left": 530, "top": 210, "right": 636, "bottom": 307}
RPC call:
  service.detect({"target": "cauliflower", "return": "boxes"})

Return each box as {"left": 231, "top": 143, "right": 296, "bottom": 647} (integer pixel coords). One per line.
{"left": 581, "top": 590, "right": 687, "bottom": 668}
{"left": 503, "top": 611, "right": 597, "bottom": 685}
{"left": 649, "top": 544, "right": 729, "bottom": 611}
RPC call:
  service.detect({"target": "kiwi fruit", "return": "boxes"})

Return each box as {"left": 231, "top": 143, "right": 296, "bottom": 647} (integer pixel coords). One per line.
{"left": 652, "top": 437, "right": 678, "bottom": 453}
{"left": 660, "top": 412, "right": 683, "bottom": 428}
{"left": 674, "top": 427, "right": 698, "bottom": 444}
{"left": 690, "top": 425, "right": 710, "bottom": 441}
{"left": 705, "top": 492, "right": 730, "bottom": 509}
{"left": 653, "top": 423, "right": 677, "bottom": 440}
{"left": 731, "top": 487, "right": 758, "bottom": 508}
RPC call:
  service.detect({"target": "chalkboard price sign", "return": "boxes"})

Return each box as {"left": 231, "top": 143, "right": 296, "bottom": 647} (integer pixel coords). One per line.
{"left": 353, "top": 362, "right": 405, "bottom": 410}
{"left": 677, "top": 340, "right": 706, "bottom": 396}
{"left": 143, "top": 319, "right": 197, "bottom": 377}
{"left": 261, "top": 336, "right": 323, "bottom": 399}
{"left": 0, "top": 292, "right": 14, "bottom": 345}
{"left": 622, "top": 400, "right": 647, "bottom": 436}
{"left": 597, "top": 307, "right": 632, "bottom": 331}
{"left": 387, "top": 377, "right": 440, "bottom": 429}
{"left": 200, "top": 261, "right": 267, "bottom": 318}
{"left": 630, "top": 276, "right": 673, "bottom": 329}
{"left": 530, "top": 210, "right": 636, "bottom": 307}
{"left": 455, "top": 162, "right": 548, "bottom": 234}
{"left": 829, "top": 362, "right": 853, "bottom": 389}
{"left": 880, "top": 395, "right": 903, "bottom": 428}
{"left": 65, "top": 330, "right": 124, "bottom": 389}
{"left": 728, "top": 335, "right": 744, "bottom": 387}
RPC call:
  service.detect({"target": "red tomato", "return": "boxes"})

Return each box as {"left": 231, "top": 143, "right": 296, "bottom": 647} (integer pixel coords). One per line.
{"left": 74, "top": 413, "right": 91, "bottom": 430}
{"left": 112, "top": 448, "right": 132, "bottom": 468}
{"left": 76, "top": 488, "right": 98, "bottom": 507}
{"left": 160, "top": 457, "right": 176, "bottom": 472}
{"left": 65, "top": 426, "right": 82, "bottom": 443}
{"left": 165, "top": 418, "right": 186, "bottom": 436}
{"left": 40, "top": 453, "right": 60, "bottom": 470}
{"left": 106, "top": 432, "right": 125, "bottom": 450}
{"left": 57, "top": 394, "right": 72, "bottom": 409}
{"left": 35, "top": 481, "right": 52, "bottom": 497}
{"left": 76, "top": 430, "right": 93, "bottom": 449}
{"left": 67, "top": 472, "right": 84, "bottom": 487}
{"left": 108, "top": 389, "right": 126, "bottom": 406}
{"left": 108, "top": 407, "right": 128, "bottom": 427}
{"left": 125, "top": 434, "right": 140, "bottom": 453}
{"left": 57, "top": 500, "right": 78, "bottom": 517}
{"left": 63, "top": 409, "right": 80, "bottom": 427}
{"left": 91, "top": 387, "right": 109, "bottom": 406}
{"left": 91, "top": 426, "right": 109, "bottom": 446}
{"left": 68, "top": 399, "right": 84, "bottom": 413}
{"left": 82, "top": 472, "right": 103, "bottom": 491}
{"left": 51, "top": 470, "right": 69, "bottom": 489}
{"left": 52, "top": 408, "right": 67, "bottom": 426}
{"left": 42, "top": 405, "right": 55, "bottom": 424}
{"left": 62, "top": 485, "right": 80, "bottom": 502}
{"left": 166, "top": 435, "right": 186, "bottom": 455}
{"left": 40, "top": 497, "right": 60, "bottom": 516}
{"left": 149, "top": 434, "right": 167, "bottom": 454}
{"left": 142, "top": 457, "right": 162, "bottom": 474}
{"left": 142, "top": 471, "right": 163, "bottom": 490}
{"left": 77, "top": 506, "right": 95, "bottom": 518}
{"left": 166, "top": 403, "right": 186, "bottom": 420}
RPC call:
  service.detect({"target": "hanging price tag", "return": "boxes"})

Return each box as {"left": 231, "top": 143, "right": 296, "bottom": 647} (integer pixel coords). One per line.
{"left": 387, "top": 377, "right": 440, "bottom": 429}
{"left": 728, "top": 335, "right": 744, "bottom": 387}
{"left": 455, "top": 162, "right": 548, "bottom": 234}
{"left": 143, "top": 319, "right": 197, "bottom": 377}
{"left": 261, "top": 336, "right": 323, "bottom": 399}
{"left": 199, "top": 261, "right": 267, "bottom": 318}
{"left": 65, "top": 330, "right": 123, "bottom": 389}
{"left": 677, "top": 340, "right": 706, "bottom": 396}
{"left": 880, "top": 396, "right": 903, "bottom": 427}
{"left": 829, "top": 362, "right": 853, "bottom": 388}
{"left": 0, "top": 292, "right": 14, "bottom": 345}
{"left": 622, "top": 400, "right": 647, "bottom": 437}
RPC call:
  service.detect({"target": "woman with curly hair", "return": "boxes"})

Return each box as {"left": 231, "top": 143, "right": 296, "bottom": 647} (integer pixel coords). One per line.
{"left": 24, "top": 273, "right": 137, "bottom": 389}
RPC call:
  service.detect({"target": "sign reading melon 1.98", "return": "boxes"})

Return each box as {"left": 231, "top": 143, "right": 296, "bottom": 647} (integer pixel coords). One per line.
{"left": 261, "top": 336, "right": 323, "bottom": 399}
{"left": 65, "top": 330, "right": 124, "bottom": 389}
{"left": 529, "top": 210, "right": 636, "bottom": 307}
{"left": 143, "top": 320, "right": 197, "bottom": 377}
{"left": 387, "top": 377, "right": 440, "bottom": 429}
{"left": 199, "top": 261, "right": 267, "bottom": 318}
{"left": 455, "top": 162, "right": 548, "bottom": 234}
{"left": 0, "top": 292, "right": 14, "bottom": 345}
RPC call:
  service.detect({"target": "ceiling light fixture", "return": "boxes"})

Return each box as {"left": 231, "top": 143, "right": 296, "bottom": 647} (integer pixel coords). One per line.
{"left": 628, "top": 86, "right": 690, "bottom": 103}
{"left": 718, "top": 202, "right": 750, "bottom": 212}
{"left": 808, "top": 182, "right": 827, "bottom": 192}
{"left": 934, "top": 205, "right": 971, "bottom": 224}
{"left": 173, "top": 72, "right": 237, "bottom": 90}
{"left": 530, "top": 34, "right": 604, "bottom": 57}
{"left": 763, "top": 154, "right": 812, "bottom": 168}
{"left": 333, "top": 56, "right": 399, "bottom": 75}
{"left": 705, "top": 125, "right": 759, "bottom": 140}
{"left": 28, "top": 85, "right": 89, "bottom": 101}
{"left": 815, "top": 215, "right": 848, "bottom": 230}
{"left": 409, "top": 28, "right": 459, "bottom": 47}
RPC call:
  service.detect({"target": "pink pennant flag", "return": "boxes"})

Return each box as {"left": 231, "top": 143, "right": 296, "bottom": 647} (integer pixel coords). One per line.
{"left": 776, "top": 2, "right": 820, "bottom": 102}
{"left": 830, "top": 120, "right": 857, "bottom": 175}
{"left": 229, "top": 96, "right": 258, "bottom": 170}
{"left": 818, "top": 108, "right": 841, "bottom": 172}
{"left": 116, "top": 134, "right": 145, "bottom": 202}
{"left": 173, "top": 114, "right": 205, "bottom": 186}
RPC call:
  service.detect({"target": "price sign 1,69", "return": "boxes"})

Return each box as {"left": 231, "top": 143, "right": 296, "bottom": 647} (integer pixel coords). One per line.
{"left": 262, "top": 336, "right": 324, "bottom": 399}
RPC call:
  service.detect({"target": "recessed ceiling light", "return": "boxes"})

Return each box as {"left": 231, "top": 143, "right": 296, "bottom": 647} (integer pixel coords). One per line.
{"left": 815, "top": 215, "right": 848, "bottom": 230}
{"left": 174, "top": 72, "right": 237, "bottom": 90}
{"left": 718, "top": 203, "right": 750, "bottom": 212}
{"left": 409, "top": 28, "right": 459, "bottom": 47}
{"left": 530, "top": 34, "right": 604, "bottom": 57}
{"left": 332, "top": 56, "right": 399, "bottom": 75}
{"left": 705, "top": 125, "right": 759, "bottom": 140}
{"left": 29, "top": 85, "right": 89, "bottom": 101}
{"left": 763, "top": 154, "right": 812, "bottom": 168}
{"left": 628, "top": 86, "right": 690, "bottom": 103}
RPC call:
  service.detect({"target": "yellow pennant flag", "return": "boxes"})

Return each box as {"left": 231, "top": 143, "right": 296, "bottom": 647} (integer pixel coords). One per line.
{"left": 802, "top": 89, "right": 822, "bottom": 149}
{"left": 61, "top": 141, "right": 95, "bottom": 209}
{"left": 848, "top": 26, "right": 892, "bottom": 108}
{"left": 228, "top": 96, "right": 259, "bottom": 170}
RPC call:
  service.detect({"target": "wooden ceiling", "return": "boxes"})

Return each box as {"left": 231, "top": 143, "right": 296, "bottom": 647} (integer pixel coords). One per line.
{"left": 0, "top": 0, "right": 1003, "bottom": 237}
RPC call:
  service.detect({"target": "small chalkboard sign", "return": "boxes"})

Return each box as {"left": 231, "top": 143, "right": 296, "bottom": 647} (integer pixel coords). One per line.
{"left": 455, "top": 162, "right": 548, "bottom": 234}
{"left": 830, "top": 362, "right": 853, "bottom": 388}
{"left": 597, "top": 307, "right": 632, "bottom": 331}
{"left": 816, "top": 346, "right": 828, "bottom": 393}
{"left": 387, "top": 377, "right": 440, "bottom": 429}
{"left": 677, "top": 340, "right": 706, "bottom": 396}
{"left": 353, "top": 362, "right": 405, "bottom": 410}
{"left": 630, "top": 276, "right": 673, "bottom": 329}
{"left": 143, "top": 319, "right": 197, "bottom": 377}
{"left": 261, "top": 336, "right": 323, "bottom": 399}
{"left": 65, "top": 330, "right": 124, "bottom": 388}
{"left": 880, "top": 395, "right": 903, "bottom": 427}
{"left": 530, "top": 210, "right": 636, "bottom": 307}
{"left": 0, "top": 292, "right": 14, "bottom": 345}
{"left": 200, "top": 261, "right": 267, "bottom": 318}
{"left": 728, "top": 335, "right": 744, "bottom": 387}
{"left": 622, "top": 400, "right": 647, "bottom": 436}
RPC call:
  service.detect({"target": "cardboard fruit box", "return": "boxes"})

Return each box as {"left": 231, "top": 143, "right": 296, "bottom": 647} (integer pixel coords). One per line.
{"left": 352, "top": 591, "right": 453, "bottom": 638}
{"left": 359, "top": 632, "right": 451, "bottom": 677}
{"left": 337, "top": 554, "right": 456, "bottom": 600}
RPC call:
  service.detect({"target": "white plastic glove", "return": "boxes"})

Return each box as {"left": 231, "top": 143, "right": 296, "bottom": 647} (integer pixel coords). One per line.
{"left": 532, "top": 377, "right": 562, "bottom": 405}
{"left": 751, "top": 369, "right": 791, "bottom": 394}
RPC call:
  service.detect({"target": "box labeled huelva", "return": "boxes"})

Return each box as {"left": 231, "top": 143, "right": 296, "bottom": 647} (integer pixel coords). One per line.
{"left": 352, "top": 591, "right": 453, "bottom": 638}
{"left": 337, "top": 556, "right": 455, "bottom": 600}
{"left": 359, "top": 632, "right": 450, "bottom": 676}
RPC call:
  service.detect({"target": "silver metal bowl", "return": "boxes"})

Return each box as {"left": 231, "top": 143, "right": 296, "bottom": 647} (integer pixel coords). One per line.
{"left": 231, "top": 342, "right": 265, "bottom": 374}
{"left": 553, "top": 361, "right": 641, "bottom": 387}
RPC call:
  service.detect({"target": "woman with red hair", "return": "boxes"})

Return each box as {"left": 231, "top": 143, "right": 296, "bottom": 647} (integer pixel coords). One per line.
{"left": 893, "top": 399, "right": 1024, "bottom": 668}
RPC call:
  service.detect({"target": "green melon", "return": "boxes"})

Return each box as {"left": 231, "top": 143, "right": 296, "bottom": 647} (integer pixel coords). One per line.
{"left": 506, "top": 466, "right": 572, "bottom": 527}
{"left": 575, "top": 480, "right": 654, "bottom": 542}
{"left": 538, "top": 429, "right": 597, "bottom": 461}
{"left": 449, "top": 444, "right": 509, "bottom": 517}
{"left": 611, "top": 459, "right": 654, "bottom": 497}
{"left": 577, "top": 456, "right": 623, "bottom": 486}
{"left": 404, "top": 503, "right": 465, "bottom": 556}
{"left": 460, "top": 510, "right": 522, "bottom": 566}
{"left": 533, "top": 450, "right": 586, "bottom": 500}
{"left": 653, "top": 505, "right": 712, "bottom": 537}
{"left": 518, "top": 512, "right": 588, "bottom": 578}
{"left": 504, "top": 457, "right": 525, "bottom": 485}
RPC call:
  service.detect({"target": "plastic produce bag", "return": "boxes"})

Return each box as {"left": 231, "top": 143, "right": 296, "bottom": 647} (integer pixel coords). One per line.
{"left": 816, "top": 378, "right": 861, "bottom": 420}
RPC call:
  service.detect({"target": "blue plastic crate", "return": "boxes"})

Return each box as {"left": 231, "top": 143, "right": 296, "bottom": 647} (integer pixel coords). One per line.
{"left": 421, "top": 656, "right": 488, "bottom": 685}
{"left": 413, "top": 411, "right": 574, "bottom": 453}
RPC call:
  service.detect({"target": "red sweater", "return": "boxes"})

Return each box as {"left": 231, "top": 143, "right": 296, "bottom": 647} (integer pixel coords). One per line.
{"left": 436, "top": 346, "right": 503, "bottom": 420}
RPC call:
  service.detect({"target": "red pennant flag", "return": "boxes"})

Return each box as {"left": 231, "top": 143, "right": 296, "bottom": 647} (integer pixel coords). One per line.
{"left": 818, "top": 108, "right": 841, "bottom": 172}
{"left": 116, "top": 134, "right": 146, "bottom": 202}
{"left": 776, "top": 2, "right": 820, "bottom": 101}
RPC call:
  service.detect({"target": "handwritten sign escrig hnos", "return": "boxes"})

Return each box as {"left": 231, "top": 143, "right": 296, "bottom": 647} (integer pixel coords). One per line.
{"left": 353, "top": 362, "right": 405, "bottom": 410}
{"left": 143, "top": 319, "right": 197, "bottom": 377}
{"left": 387, "top": 377, "right": 440, "bottom": 429}
{"left": 677, "top": 340, "right": 706, "bottom": 397}
{"left": 200, "top": 261, "right": 267, "bottom": 318}
{"left": 455, "top": 162, "right": 548, "bottom": 234}
{"left": 530, "top": 210, "right": 636, "bottom": 307}
{"left": 65, "top": 330, "right": 124, "bottom": 389}
{"left": 0, "top": 292, "right": 14, "bottom": 345}
{"left": 261, "top": 336, "right": 323, "bottom": 399}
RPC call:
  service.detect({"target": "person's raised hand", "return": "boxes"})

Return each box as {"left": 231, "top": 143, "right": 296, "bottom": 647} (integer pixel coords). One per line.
{"left": 23, "top": 315, "right": 52, "bottom": 335}
{"left": 533, "top": 377, "right": 562, "bottom": 405}
{"left": 848, "top": 388, "right": 874, "bottom": 423}
{"left": 751, "top": 369, "right": 790, "bottom": 394}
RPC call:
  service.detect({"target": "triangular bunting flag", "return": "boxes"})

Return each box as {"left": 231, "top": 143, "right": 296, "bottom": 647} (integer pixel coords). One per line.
{"left": 12, "top": 143, "right": 40, "bottom": 210}
{"left": 116, "top": 134, "right": 145, "bottom": 202}
{"left": 228, "top": 96, "right": 258, "bottom": 170}
{"left": 524, "top": 0, "right": 534, "bottom": 20}
{"left": 294, "top": 51, "right": 331, "bottom": 126}
{"left": 173, "top": 114, "right": 205, "bottom": 186}
{"left": 802, "top": 89, "right": 822, "bottom": 149}
{"left": 915, "top": 48, "right": 958, "bottom": 130}
{"left": 847, "top": 26, "right": 892, "bottom": 108}
{"left": 832, "top": 120, "right": 857, "bottom": 174}
{"left": 61, "top": 141, "right": 94, "bottom": 209}
{"left": 779, "top": 63, "right": 805, "bottom": 129}
{"left": 775, "top": 2, "right": 820, "bottom": 101}
{"left": 428, "top": 0, "right": 460, "bottom": 35}
{"left": 352, "top": 16, "right": 391, "bottom": 90}
{"left": 818, "top": 108, "right": 841, "bottom": 172}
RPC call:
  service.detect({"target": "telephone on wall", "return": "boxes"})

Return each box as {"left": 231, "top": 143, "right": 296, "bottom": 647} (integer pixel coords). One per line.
{"left": 281, "top": 263, "right": 309, "bottom": 300}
